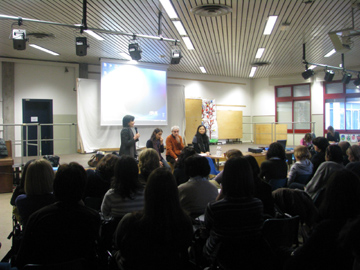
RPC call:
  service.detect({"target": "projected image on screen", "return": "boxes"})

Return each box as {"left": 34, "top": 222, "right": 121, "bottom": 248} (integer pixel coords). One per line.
{"left": 101, "top": 60, "right": 168, "bottom": 126}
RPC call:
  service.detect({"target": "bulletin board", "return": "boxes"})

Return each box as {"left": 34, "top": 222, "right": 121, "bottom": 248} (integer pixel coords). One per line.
{"left": 217, "top": 110, "right": 243, "bottom": 139}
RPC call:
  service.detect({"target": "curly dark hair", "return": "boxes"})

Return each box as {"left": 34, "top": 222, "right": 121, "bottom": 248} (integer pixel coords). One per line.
{"left": 266, "top": 142, "right": 286, "bottom": 160}
{"left": 96, "top": 154, "right": 119, "bottom": 180}
{"left": 174, "top": 146, "right": 197, "bottom": 169}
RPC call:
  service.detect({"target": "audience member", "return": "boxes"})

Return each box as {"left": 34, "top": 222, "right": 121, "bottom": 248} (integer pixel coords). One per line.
{"left": 113, "top": 168, "right": 193, "bottom": 270}
{"left": 15, "top": 162, "right": 101, "bottom": 270}
{"left": 284, "top": 169, "right": 360, "bottom": 270}
{"left": 339, "top": 216, "right": 360, "bottom": 270}
{"left": 84, "top": 154, "right": 119, "bottom": 199}
{"left": 173, "top": 146, "right": 197, "bottom": 186}
{"left": 192, "top": 125, "right": 210, "bottom": 155}
{"left": 310, "top": 137, "right": 329, "bottom": 174}
{"left": 15, "top": 159, "right": 55, "bottom": 227}
{"left": 178, "top": 155, "right": 218, "bottom": 217}
{"left": 213, "top": 149, "right": 243, "bottom": 185}
{"left": 138, "top": 148, "right": 160, "bottom": 184}
{"left": 165, "top": 126, "right": 184, "bottom": 164}
{"left": 345, "top": 144, "right": 360, "bottom": 177}
{"left": 326, "top": 125, "right": 340, "bottom": 143}
{"left": 339, "top": 141, "right": 351, "bottom": 166}
{"left": 300, "top": 133, "right": 313, "bottom": 147}
{"left": 146, "top": 128, "right": 171, "bottom": 169}
{"left": 204, "top": 157, "right": 269, "bottom": 269}
{"left": 305, "top": 144, "right": 344, "bottom": 199}
{"left": 287, "top": 145, "right": 313, "bottom": 187}
{"left": 101, "top": 156, "right": 144, "bottom": 218}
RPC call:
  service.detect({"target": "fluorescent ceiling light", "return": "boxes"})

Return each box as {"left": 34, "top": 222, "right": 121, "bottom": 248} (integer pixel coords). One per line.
{"left": 182, "top": 37, "right": 194, "bottom": 50}
{"left": 263, "top": 16, "right": 278, "bottom": 35}
{"left": 308, "top": 65, "right": 317, "bottom": 70}
{"left": 85, "top": 30, "right": 104, "bottom": 41}
{"left": 159, "top": 0, "right": 178, "bottom": 19}
{"left": 119, "top": 52, "right": 132, "bottom": 60}
{"left": 200, "top": 66, "right": 206, "bottom": 73}
{"left": 29, "top": 44, "right": 59, "bottom": 55}
{"left": 324, "top": 49, "right": 336, "bottom": 57}
{"left": 173, "top": 21, "right": 187, "bottom": 36}
{"left": 249, "top": 67, "right": 257, "bottom": 77}
{"left": 255, "top": 48, "right": 265, "bottom": 58}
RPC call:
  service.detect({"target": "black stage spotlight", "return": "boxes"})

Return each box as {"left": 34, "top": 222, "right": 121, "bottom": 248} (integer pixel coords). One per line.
{"left": 76, "top": 37, "right": 88, "bottom": 56}
{"left": 302, "top": 69, "right": 314, "bottom": 80}
{"left": 170, "top": 47, "right": 182, "bottom": 64}
{"left": 342, "top": 72, "right": 352, "bottom": 84}
{"left": 128, "top": 42, "right": 142, "bottom": 61}
{"left": 324, "top": 70, "right": 335, "bottom": 82}
{"left": 12, "top": 29, "right": 27, "bottom": 50}
{"left": 354, "top": 74, "right": 360, "bottom": 86}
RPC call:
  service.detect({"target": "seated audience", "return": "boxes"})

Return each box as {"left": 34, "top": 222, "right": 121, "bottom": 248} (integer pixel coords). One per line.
{"left": 213, "top": 149, "right": 243, "bottom": 185}
{"left": 146, "top": 128, "right": 171, "bottom": 170}
{"left": 84, "top": 154, "right": 119, "bottom": 199}
{"left": 204, "top": 157, "right": 269, "bottom": 269}
{"left": 310, "top": 137, "right": 329, "bottom": 175}
{"left": 15, "top": 159, "right": 55, "bottom": 227}
{"left": 326, "top": 125, "right": 340, "bottom": 143}
{"left": 138, "top": 148, "right": 160, "bottom": 184}
{"left": 284, "top": 169, "right": 360, "bottom": 270}
{"left": 339, "top": 216, "right": 360, "bottom": 270}
{"left": 339, "top": 141, "right": 351, "bottom": 166}
{"left": 287, "top": 145, "right": 313, "bottom": 187}
{"left": 165, "top": 126, "right": 184, "bottom": 164}
{"left": 113, "top": 168, "right": 193, "bottom": 270}
{"left": 192, "top": 125, "right": 210, "bottom": 155}
{"left": 178, "top": 155, "right": 218, "bottom": 216}
{"left": 300, "top": 133, "right": 313, "bottom": 148}
{"left": 101, "top": 156, "right": 144, "bottom": 218}
{"left": 15, "top": 162, "right": 101, "bottom": 270}
{"left": 345, "top": 144, "right": 360, "bottom": 177}
{"left": 173, "top": 146, "right": 197, "bottom": 186}
{"left": 305, "top": 144, "right": 344, "bottom": 199}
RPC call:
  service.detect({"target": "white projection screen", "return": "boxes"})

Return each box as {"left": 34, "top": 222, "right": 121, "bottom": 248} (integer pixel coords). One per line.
{"left": 100, "top": 59, "right": 168, "bottom": 126}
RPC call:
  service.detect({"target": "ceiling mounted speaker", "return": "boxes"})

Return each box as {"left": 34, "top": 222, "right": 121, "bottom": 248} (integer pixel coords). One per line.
{"left": 191, "top": 4, "right": 232, "bottom": 17}
{"left": 76, "top": 37, "right": 88, "bottom": 56}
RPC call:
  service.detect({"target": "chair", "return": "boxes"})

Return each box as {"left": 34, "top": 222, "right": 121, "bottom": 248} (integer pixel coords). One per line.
{"left": 23, "top": 258, "right": 86, "bottom": 270}
{"left": 294, "top": 174, "right": 312, "bottom": 185}
{"left": 268, "top": 178, "right": 287, "bottom": 191}
{"left": 206, "top": 157, "right": 220, "bottom": 176}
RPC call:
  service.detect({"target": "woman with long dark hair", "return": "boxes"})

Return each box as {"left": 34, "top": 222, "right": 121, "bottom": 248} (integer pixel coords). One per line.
{"left": 146, "top": 128, "right": 170, "bottom": 169}
{"left": 192, "top": 125, "right": 210, "bottom": 155}
{"left": 119, "top": 115, "right": 140, "bottom": 159}
{"left": 113, "top": 167, "right": 193, "bottom": 270}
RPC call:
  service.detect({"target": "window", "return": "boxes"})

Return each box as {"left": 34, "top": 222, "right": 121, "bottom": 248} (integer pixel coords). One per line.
{"left": 275, "top": 84, "right": 311, "bottom": 133}
{"left": 324, "top": 81, "right": 360, "bottom": 133}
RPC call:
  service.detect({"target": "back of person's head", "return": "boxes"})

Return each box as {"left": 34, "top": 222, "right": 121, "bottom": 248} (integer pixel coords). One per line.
{"left": 122, "top": 114, "right": 135, "bottom": 127}
{"left": 174, "top": 146, "right": 196, "bottom": 169}
{"left": 266, "top": 142, "right": 286, "bottom": 160}
{"left": 222, "top": 157, "right": 254, "bottom": 198}
{"left": 112, "top": 156, "right": 140, "bottom": 198}
{"left": 20, "top": 159, "right": 36, "bottom": 191}
{"left": 96, "top": 154, "right": 119, "bottom": 179}
{"left": 319, "top": 169, "right": 360, "bottom": 220}
{"left": 138, "top": 148, "right": 160, "bottom": 181}
{"left": 184, "top": 155, "right": 210, "bottom": 178}
{"left": 25, "top": 159, "right": 54, "bottom": 195}
{"left": 312, "top": 137, "right": 329, "bottom": 152}
{"left": 243, "top": 155, "right": 260, "bottom": 178}
{"left": 225, "top": 149, "right": 243, "bottom": 159}
{"left": 294, "top": 145, "right": 311, "bottom": 160}
{"left": 53, "top": 162, "right": 87, "bottom": 203}
{"left": 347, "top": 145, "right": 360, "bottom": 162}
{"left": 325, "top": 144, "right": 343, "bottom": 163}
{"left": 339, "top": 141, "right": 351, "bottom": 156}
{"left": 304, "top": 133, "right": 312, "bottom": 143}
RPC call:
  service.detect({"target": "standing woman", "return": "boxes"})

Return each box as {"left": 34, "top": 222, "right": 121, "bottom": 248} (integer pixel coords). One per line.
{"left": 119, "top": 115, "right": 140, "bottom": 159}
{"left": 146, "top": 128, "right": 170, "bottom": 169}
{"left": 326, "top": 126, "right": 340, "bottom": 143}
{"left": 192, "top": 125, "right": 210, "bottom": 155}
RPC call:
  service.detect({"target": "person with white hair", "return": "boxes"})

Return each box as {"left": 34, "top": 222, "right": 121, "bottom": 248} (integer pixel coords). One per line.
{"left": 165, "top": 126, "right": 184, "bottom": 164}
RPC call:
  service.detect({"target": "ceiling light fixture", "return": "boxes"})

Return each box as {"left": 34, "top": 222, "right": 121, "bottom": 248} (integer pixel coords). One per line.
{"left": 84, "top": 30, "right": 104, "bottom": 41}
{"left": 29, "top": 44, "right": 59, "bottom": 55}
{"left": 249, "top": 67, "right": 257, "bottom": 77}
{"left": 324, "top": 49, "right": 336, "bottom": 57}
{"left": 159, "top": 0, "right": 178, "bottom": 19}
{"left": 263, "top": 16, "right": 278, "bottom": 35}
{"left": 200, "top": 67, "right": 207, "bottom": 73}
{"left": 182, "top": 37, "right": 194, "bottom": 50}
{"left": 324, "top": 69, "right": 335, "bottom": 82}
{"left": 172, "top": 21, "right": 187, "bottom": 36}
{"left": 128, "top": 37, "right": 142, "bottom": 61}
{"left": 255, "top": 48, "right": 265, "bottom": 58}
{"left": 342, "top": 72, "right": 352, "bottom": 84}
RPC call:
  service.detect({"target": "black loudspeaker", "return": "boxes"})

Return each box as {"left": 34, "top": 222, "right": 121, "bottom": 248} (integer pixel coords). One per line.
{"left": 76, "top": 37, "right": 88, "bottom": 56}
{"left": 13, "top": 39, "right": 26, "bottom": 50}
{"left": 170, "top": 48, "right": 182, "bottom": 64}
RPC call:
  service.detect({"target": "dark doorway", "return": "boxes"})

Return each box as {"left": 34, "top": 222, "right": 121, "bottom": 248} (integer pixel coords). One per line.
{"left": 22, "top": 99, "right": 53, "bottom": 156}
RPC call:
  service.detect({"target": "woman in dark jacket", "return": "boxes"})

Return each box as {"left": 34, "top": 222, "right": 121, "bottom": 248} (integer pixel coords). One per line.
{"left": 119, "top": 115, "right": 140, "bottom": 159}
{"left": 310, "top": 137, "right": 329, "bottom": 175}
{"left": 192, "top": 125, "right": 210, "bottom": 154}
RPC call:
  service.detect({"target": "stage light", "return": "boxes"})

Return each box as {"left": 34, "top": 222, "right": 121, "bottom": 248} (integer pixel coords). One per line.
{"left": 324, "top": 70, "right": 335, "bottom": 82}
{"left": 128, "top": 39, "right": 142, "bottom": 61}
{"left": 12, "top": 29, "right": 27, "bottom": 50}
{"left": 76, "top": 37, "right": 88, "bottom": 56}
{"left": 302, "top": 68, "right": 314, "bottom": 80}
{"left": 342, "top": 72, "right": 352, "bottom": 84}
{"left": 170, "top": 46, "right": 182, "bottom": 64}
{"left": 354, "top": 74, "right": 360, "bottom": 86}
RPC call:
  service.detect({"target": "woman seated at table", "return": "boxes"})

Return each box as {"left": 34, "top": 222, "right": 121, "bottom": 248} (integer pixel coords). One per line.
{"left": 300, "top": 133, "right": 313, "bottom": 148}
{"left": 192, "top": 124, "right": 210, "bottom": 155}
{"left": 326, "top": 126, "right": 340, "bottom": 143}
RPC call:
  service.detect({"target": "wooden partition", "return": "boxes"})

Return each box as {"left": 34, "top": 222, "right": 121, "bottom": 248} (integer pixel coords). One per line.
{"left": 254, "top": 124, "right": 287, "bottom": 145}
{"left": 0, "top": 140, "right": 14, "bottom": 193}
{"left": 217, "top": 110, "right": 243, "bottom": 139}
{"left": 185, "top": 99, "right": 202, "bottom": 145}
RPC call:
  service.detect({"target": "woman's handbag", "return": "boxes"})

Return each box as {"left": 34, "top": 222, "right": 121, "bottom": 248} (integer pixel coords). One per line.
{"left": 88, "top": 151, "right": 105, "bottom": 167}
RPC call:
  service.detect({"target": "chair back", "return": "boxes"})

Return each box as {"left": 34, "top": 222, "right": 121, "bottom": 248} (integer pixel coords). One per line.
{"left": 206, "top": 156, "right": 220, "bottom": 176}
{"left": 294, "top": 174, "right": 312, "bottom": 185}
{"left": 268, "top": 178, "right": 287, "bottom": 191}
